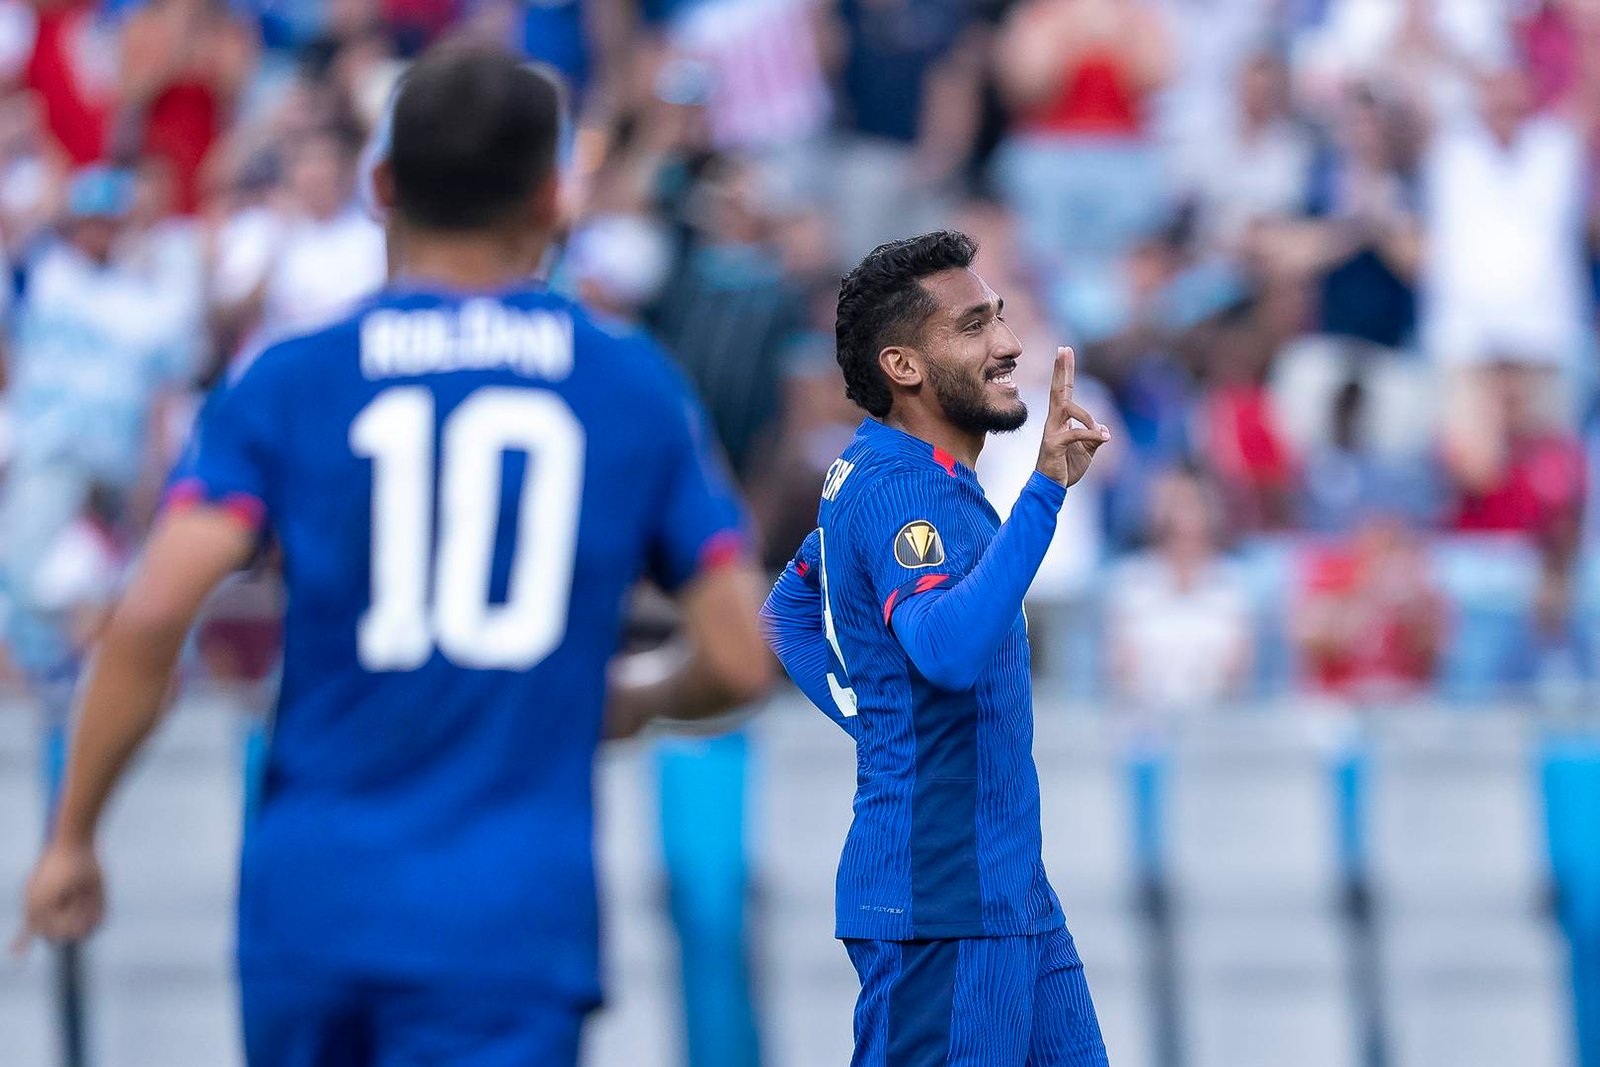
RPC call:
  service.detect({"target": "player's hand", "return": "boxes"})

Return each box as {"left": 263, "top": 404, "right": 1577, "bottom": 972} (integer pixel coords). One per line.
{"left": 13, "top": 840, "right": 105, "bottom": 955}
{"left": 1034, "top": 346, "right": 1110, "bottom": 488}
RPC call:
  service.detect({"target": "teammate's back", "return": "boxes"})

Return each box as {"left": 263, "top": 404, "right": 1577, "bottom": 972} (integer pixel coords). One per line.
{"left": 186, "top": 282, "right": 742, "bottom": 999}
{"left": 22, "top": 46, "right": 773, "bottom": 1067}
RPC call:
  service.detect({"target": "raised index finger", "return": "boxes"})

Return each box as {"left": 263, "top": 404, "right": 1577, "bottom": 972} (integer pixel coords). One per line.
{"left": 1048, "top": 346, "right": 1068, "bottom": 403}
{"left": 1057, "top": 345, "right": 1076, "bottom": 402}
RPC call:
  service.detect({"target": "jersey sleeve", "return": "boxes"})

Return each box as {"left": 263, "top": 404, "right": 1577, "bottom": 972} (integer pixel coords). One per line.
{"left": 647, "top": 371, "right": 751, "bottom": 592}
{"left": 839, "top": 467, "right": 980, "bottom": 627}
{"left": 162, "top": 351, "right": 284, "bottom": 534}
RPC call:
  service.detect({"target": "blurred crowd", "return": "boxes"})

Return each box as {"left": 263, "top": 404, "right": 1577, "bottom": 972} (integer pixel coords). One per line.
{"left": 0, "top": 0, "right": 1597, "bottom": 714}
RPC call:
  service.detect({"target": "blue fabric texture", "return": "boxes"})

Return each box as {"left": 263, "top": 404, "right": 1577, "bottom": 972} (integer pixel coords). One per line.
{"left": 177, "top": 284, "right": 746, "bottom": 1004}
{"left": 810, "top": 417, "right": 1064, "bottom": 941}
{"left": 845, "top": 928, "right": 1108, "bottom": 1066}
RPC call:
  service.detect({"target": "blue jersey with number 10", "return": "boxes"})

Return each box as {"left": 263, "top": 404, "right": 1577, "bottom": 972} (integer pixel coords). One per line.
{"left": 169, "top": 284, "right": 745, "bottom": 1007}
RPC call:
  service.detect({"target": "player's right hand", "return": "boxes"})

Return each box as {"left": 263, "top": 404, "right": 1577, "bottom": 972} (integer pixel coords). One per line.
{"left": 1034, "top": 346, "right": 1110, "bottom": 488}
{"left": 13, "top": 839, "right": 105, "bottom": 955}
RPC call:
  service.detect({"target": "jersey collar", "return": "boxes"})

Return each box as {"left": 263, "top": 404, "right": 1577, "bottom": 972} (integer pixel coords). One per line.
{"left": 855, "top": 417, "right": 980, "bottom": 483}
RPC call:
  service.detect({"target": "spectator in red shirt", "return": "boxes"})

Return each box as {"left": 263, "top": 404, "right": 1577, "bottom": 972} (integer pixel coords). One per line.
{"left": 1294, "top": 516, "right": 1448, "bottom": 699}
{"left": 1446, "top": 360, "right": 1587, "bottom": 636}
{"left": 24, "top": 0, "right": 116, "bottom": 166}
{"left": 116, "top": 0, "right": 258, "bottom": 215}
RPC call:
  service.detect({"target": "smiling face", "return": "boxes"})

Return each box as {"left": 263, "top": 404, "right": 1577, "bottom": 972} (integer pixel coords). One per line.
{"left": 910, "top": 267, "right": 1027, "bottom": 435}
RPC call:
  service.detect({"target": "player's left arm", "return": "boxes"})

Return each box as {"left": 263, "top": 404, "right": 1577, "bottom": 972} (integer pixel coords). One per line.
{"left": 16, "top": 507, "right": 254, "bottom": 950}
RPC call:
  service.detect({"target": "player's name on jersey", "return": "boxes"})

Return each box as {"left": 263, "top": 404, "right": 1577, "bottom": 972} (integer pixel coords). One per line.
{"left": 360, "top": 302, "right": 575, "bottom": 381}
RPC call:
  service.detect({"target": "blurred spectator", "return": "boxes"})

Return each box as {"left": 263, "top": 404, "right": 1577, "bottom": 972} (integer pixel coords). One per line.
{"left": 1422, "top": 67, "right": 1588, "bottom": 377}
{"left": 1268, "top": 84, "right": 1432, "bottom": 463}
{"left": 667, "top": 0, "right": 831, "bottom": 186}
{"left": 1293, "top": 515, "right": 1447, "bottom": 699}
{"left": 648, "top": 154, "right": 803, "bottom": 501}
{"left": 1296, "top": 377, "right": 1442, "bottom": 534}
{"left": 0, "top": 166, "right": 192, "bottom": 675}
{"left": 23, "top": 0, "right": 117, "bottom": 166}
{"left": 0, "top": 86, "right": 65, "bottom": 257}
{"left": 115, "top": 0, "right": 258, "bottom": 214}
{"left": 1106, "top": 467, "right": 1253, "bottom": 713}
{"left": 829, "top": 0, "right": 985, "bottom": 263}
{"left": 993, "top": 0, "right": 1171, "bottom": 269}
{"left": 211, "top": 123, "right": 385, "bottom": 364}
{"left": 1178, "top": 51, "right": 1314, "bottom": 255}
{"left": 1151, "top": 0, "right": 1283, "bottom": 159}
{"left": 1294, "top": 0, "right": 1510, "bottom": 120}
{"left": 1447, "top": 361, "right": 1587, "bottom": 640}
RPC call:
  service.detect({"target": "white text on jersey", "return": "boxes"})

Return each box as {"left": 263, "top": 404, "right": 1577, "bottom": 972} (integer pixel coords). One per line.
{"left": 822, "top": 458, "right": 854, "bottom": 501}
{"left": 361, "top": 301, "right": 575, "bottom": 381}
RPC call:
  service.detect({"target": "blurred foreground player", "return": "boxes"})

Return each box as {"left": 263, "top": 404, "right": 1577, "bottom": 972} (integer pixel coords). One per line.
{"left": 761, "top": 232, "right": 1111, "bottom": 1064}
{"left": 18, "top": 46, "right": 773, "bottom": 1065}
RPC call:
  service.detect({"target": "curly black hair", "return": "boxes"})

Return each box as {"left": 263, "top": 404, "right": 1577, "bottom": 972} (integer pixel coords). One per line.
{"left": 835, "top": 231, "right": 978, "bottom": 417}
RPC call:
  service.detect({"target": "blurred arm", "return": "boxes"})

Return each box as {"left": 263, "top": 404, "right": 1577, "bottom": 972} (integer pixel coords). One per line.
{"left": 605, "top": 561, "right": 774, "bottom": 739}
{"left": 51, "top": 508, "right": 254, "bottom": 847}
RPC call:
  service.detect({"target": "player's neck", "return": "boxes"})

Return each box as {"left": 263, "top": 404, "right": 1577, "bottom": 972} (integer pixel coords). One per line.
{"left": 883, "top": 409, "right": 984, "bottom": 469}
{"left": 390, "top": 227, "right": 549, "bottom": 292}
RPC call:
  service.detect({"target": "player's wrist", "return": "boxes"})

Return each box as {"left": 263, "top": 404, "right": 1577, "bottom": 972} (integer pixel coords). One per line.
{"left": 1024, "top": 469, "right": 1069, "bottom": 507}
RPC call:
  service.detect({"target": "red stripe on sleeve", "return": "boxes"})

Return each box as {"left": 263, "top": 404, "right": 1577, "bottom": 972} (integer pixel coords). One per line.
{"left": 882, "top": 588, "right": 900, "bottom": 625}
{"left": 697, "top": 529, "right": 748, "bottom": 573}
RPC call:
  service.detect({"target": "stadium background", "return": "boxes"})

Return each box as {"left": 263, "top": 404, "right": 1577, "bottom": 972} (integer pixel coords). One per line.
{"left": 3, "top": 0, "right": 1600, "bottom": 1064}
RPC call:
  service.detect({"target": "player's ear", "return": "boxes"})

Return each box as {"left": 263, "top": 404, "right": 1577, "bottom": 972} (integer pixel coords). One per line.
{"left": 530, "top": 171, "right": 562, "bottom": 234}
{"left": 371, "top": 159, "right": 398, "bottom": 215}
{"left": 878, "top": 345, "right": 924, "bottom": 390}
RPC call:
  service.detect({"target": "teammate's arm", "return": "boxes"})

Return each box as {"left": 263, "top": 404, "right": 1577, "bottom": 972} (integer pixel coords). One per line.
{"left": 16, "top": 508, "right": 254, "bottom": 949}
{"left": 889, "top": 347, "right": 1109, "bottom": 690}
{"left": 605, "top": 365, "right": 776, "bottom": 739}
{"left": 604, "top": 562, "right": 774, "bottom": 739}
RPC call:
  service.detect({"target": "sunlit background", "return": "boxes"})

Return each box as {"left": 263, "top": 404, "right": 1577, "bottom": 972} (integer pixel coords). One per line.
{"left": 3, "top": 0, "right": 1600, "bottom": 1065}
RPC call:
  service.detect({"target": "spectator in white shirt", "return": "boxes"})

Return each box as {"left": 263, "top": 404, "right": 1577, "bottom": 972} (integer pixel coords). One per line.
{"left": 1421, "top": 65, "right": 1588, "bottom": 374}
{"left": 1179, "top": 50, "right": 1315, "bottom": 255}
{"left": 1106, "top": 467, "right": 1254, "bottom": 714}
{"left": 212, "top": 123, "right": 387, "bottom": 365}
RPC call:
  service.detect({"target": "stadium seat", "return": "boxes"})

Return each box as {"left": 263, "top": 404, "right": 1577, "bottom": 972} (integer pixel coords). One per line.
{"left": 1366, "top": 712, "right": 1544, "bottom": 916}
{"left": 1175, "top": 913, "right": 1360, "bottom": 1067}
{"left": 91, "top": 694, "right": 245, "bottom": 1067}
{"left": 1431, "top": 537, "right": 1541, "bottom": 701}
{"left": 1034, "top": 710, "right": 1139, "bottom": 913}
{"left": 1165, "top": 716, "right": 1343, "bottom": 912}
{"left": 1072, "top": 907, "right": 1155, "bottom": 1067}
{"left": 754, "top": 698, "right": 861, "bottom": 1067}
{"left": 587, "top": 744, "right": 677, "bottom": 1067}
{"left": 1378, "top": 915, "right": 1572, "bottom": 1067}
{"left": 755, "top": 697, "right": 856, "bottom": 911}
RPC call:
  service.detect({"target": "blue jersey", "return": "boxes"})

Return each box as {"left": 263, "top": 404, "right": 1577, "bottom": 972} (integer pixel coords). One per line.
{"left": 816, "top": 418, "right": 1063, "bottom": 940}
{"left": 170, "top": 285, "right": 745, "bottom": 1005}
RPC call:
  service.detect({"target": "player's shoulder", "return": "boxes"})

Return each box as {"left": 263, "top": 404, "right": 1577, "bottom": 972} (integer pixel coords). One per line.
{"left": 825, "top": 423, "right": 972, "bottom": 533}
{"left": 224, "top": 311, "right": 365, "bottom": 399}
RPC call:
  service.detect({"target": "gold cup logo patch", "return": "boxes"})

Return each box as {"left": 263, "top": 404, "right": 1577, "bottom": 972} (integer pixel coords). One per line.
{"left": 894, "top": 520, "right": 945, "bottom": 568}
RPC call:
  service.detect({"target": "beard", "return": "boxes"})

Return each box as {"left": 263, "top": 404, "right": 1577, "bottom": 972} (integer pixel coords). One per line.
{"left": 925, "top": 356, "right": 1029, "bottom": 435}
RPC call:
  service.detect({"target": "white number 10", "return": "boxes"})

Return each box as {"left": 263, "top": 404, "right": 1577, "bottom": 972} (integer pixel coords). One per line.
{"left": 350, "top": 386, "right": 585, "bottom": 672}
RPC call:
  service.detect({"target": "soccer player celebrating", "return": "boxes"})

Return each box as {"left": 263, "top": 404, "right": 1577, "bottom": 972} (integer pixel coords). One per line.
{"left": 17, "top": 46, "right": 773, "bottom": 1065}
{"left": 762, "top": 231, "right": 1112, "bottom": 1064}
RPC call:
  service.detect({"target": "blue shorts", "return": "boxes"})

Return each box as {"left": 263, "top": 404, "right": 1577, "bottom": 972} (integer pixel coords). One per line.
{"left": 240, "top": 972, "right": 587, "bottom": 1067}
{"left": 844, "top": 927, "right": 1108, "bottom": 1066}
